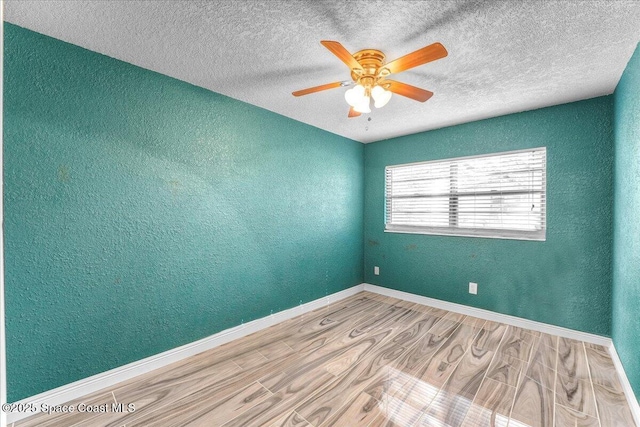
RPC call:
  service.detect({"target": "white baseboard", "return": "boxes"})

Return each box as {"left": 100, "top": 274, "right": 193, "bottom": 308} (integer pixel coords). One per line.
{"left": 364, "top": 283, "right": 640, "bottom": 425}
{"left": 6, "top": 284, "right": 365, "bottom": 424}
{"left": 607, "top": 342, "right": 640, "bottom": 426}
{"left": 364, "top": 284, "right": 611, "bottom": 346}
{"left": 9, "top": 282, "right": 639, "bottom": 426}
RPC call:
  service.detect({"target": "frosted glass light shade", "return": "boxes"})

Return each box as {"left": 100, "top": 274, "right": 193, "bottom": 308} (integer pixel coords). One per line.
{"left": 353, "top": 96, "right": 371, "bottom": 113}
{"left": 372, "top": 85, "right": 392, "bottom": 108}
{"left": 371, "top": 85, "right": 385, "bottom": 99}
{"left": 345, "top": 84, "right": 365, "bottom": 107}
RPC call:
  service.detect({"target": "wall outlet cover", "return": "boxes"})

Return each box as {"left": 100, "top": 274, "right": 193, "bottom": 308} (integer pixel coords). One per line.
{"left": 469, "top": 282, "right": 478, "bottom": 295}
{"left": 374, "top": 266, "right": 380, "bottom": 275}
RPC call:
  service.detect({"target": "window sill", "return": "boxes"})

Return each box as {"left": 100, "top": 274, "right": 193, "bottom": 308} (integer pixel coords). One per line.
{"left": 384, "top": 226, "right": 546, "bottom": 241}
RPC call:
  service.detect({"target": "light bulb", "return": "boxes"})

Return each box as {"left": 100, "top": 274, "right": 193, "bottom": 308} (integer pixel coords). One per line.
{"left": 372, "top": 85, "right": 392, "bottom": 108}
{"left": 344, "top": 84, "right": 365, "bottom": 107}
{"left": 353, "top": 96, "right": 371, "bottom": 113}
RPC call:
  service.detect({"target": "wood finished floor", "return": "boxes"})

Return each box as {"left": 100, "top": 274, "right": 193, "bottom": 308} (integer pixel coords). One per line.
{"left": 15, "top": 292, "right": 636, "bottom": 427}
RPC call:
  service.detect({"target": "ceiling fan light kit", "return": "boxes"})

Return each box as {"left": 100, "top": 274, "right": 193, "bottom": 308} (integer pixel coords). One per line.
{"left": 345, "top": 82, "right": 392, "bottom": 112}
{"left": 292, "top": 41, "right": 448, "bottom": 118}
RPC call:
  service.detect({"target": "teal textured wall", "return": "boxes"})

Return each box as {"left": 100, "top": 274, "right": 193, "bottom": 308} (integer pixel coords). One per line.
{"left": 3, "top": 24, "right": 363, "bottom": 401}
{"left": 364, "top": 97, "right": 614, "bottom": 336}
{"left": 612, "top": 43, "right": 640, "bottom": 400}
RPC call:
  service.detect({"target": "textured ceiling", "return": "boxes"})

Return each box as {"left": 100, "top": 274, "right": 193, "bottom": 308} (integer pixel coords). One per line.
{"left": 4, "top": 1, "right": 640, "bottom": 143}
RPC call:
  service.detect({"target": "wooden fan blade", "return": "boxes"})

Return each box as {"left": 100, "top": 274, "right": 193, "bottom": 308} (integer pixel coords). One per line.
{"left": 348, "top": 107, "right": 361, "bottom": 118}
{"left": 321, "top": 40, "right": 362, "bottom": 70}
{"left": 383, "top": 42, "right": 448, "bottom": 75}
{"left": 292, "top": 81, "right": 343, "bottom": 97}
{"left": 383, "top": 80, "right": 434, "bottom": 102}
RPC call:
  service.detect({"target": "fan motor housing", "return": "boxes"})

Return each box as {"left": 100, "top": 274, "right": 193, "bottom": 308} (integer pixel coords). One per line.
{"left": 351, "top": 49, "right": 386, "bottom": 82}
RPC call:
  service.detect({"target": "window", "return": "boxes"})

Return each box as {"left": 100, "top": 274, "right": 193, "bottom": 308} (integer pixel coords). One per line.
{"left": 385, "top": 148, "right": 546, "bottom": 240}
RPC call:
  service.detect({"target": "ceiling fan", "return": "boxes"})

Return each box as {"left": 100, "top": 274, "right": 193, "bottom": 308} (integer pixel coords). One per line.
{"left": 292, "top": 41, "right": 448, "bottom": 118}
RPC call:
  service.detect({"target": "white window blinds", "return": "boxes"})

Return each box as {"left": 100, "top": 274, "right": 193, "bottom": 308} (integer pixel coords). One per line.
{"left": 385, "top": 148, "right": 546, "bottom": 240}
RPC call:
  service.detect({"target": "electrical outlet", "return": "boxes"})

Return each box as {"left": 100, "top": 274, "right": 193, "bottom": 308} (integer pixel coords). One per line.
{"left": 469, "top": 282, "right": 478, "bottom": 295}
{"left": 374, "top": 266, "right": 380, "bottom": 275}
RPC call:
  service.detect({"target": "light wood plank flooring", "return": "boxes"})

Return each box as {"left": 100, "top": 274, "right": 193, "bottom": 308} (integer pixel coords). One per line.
{"left": 14, "top": 292, "right": 636, "bottom": 427}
